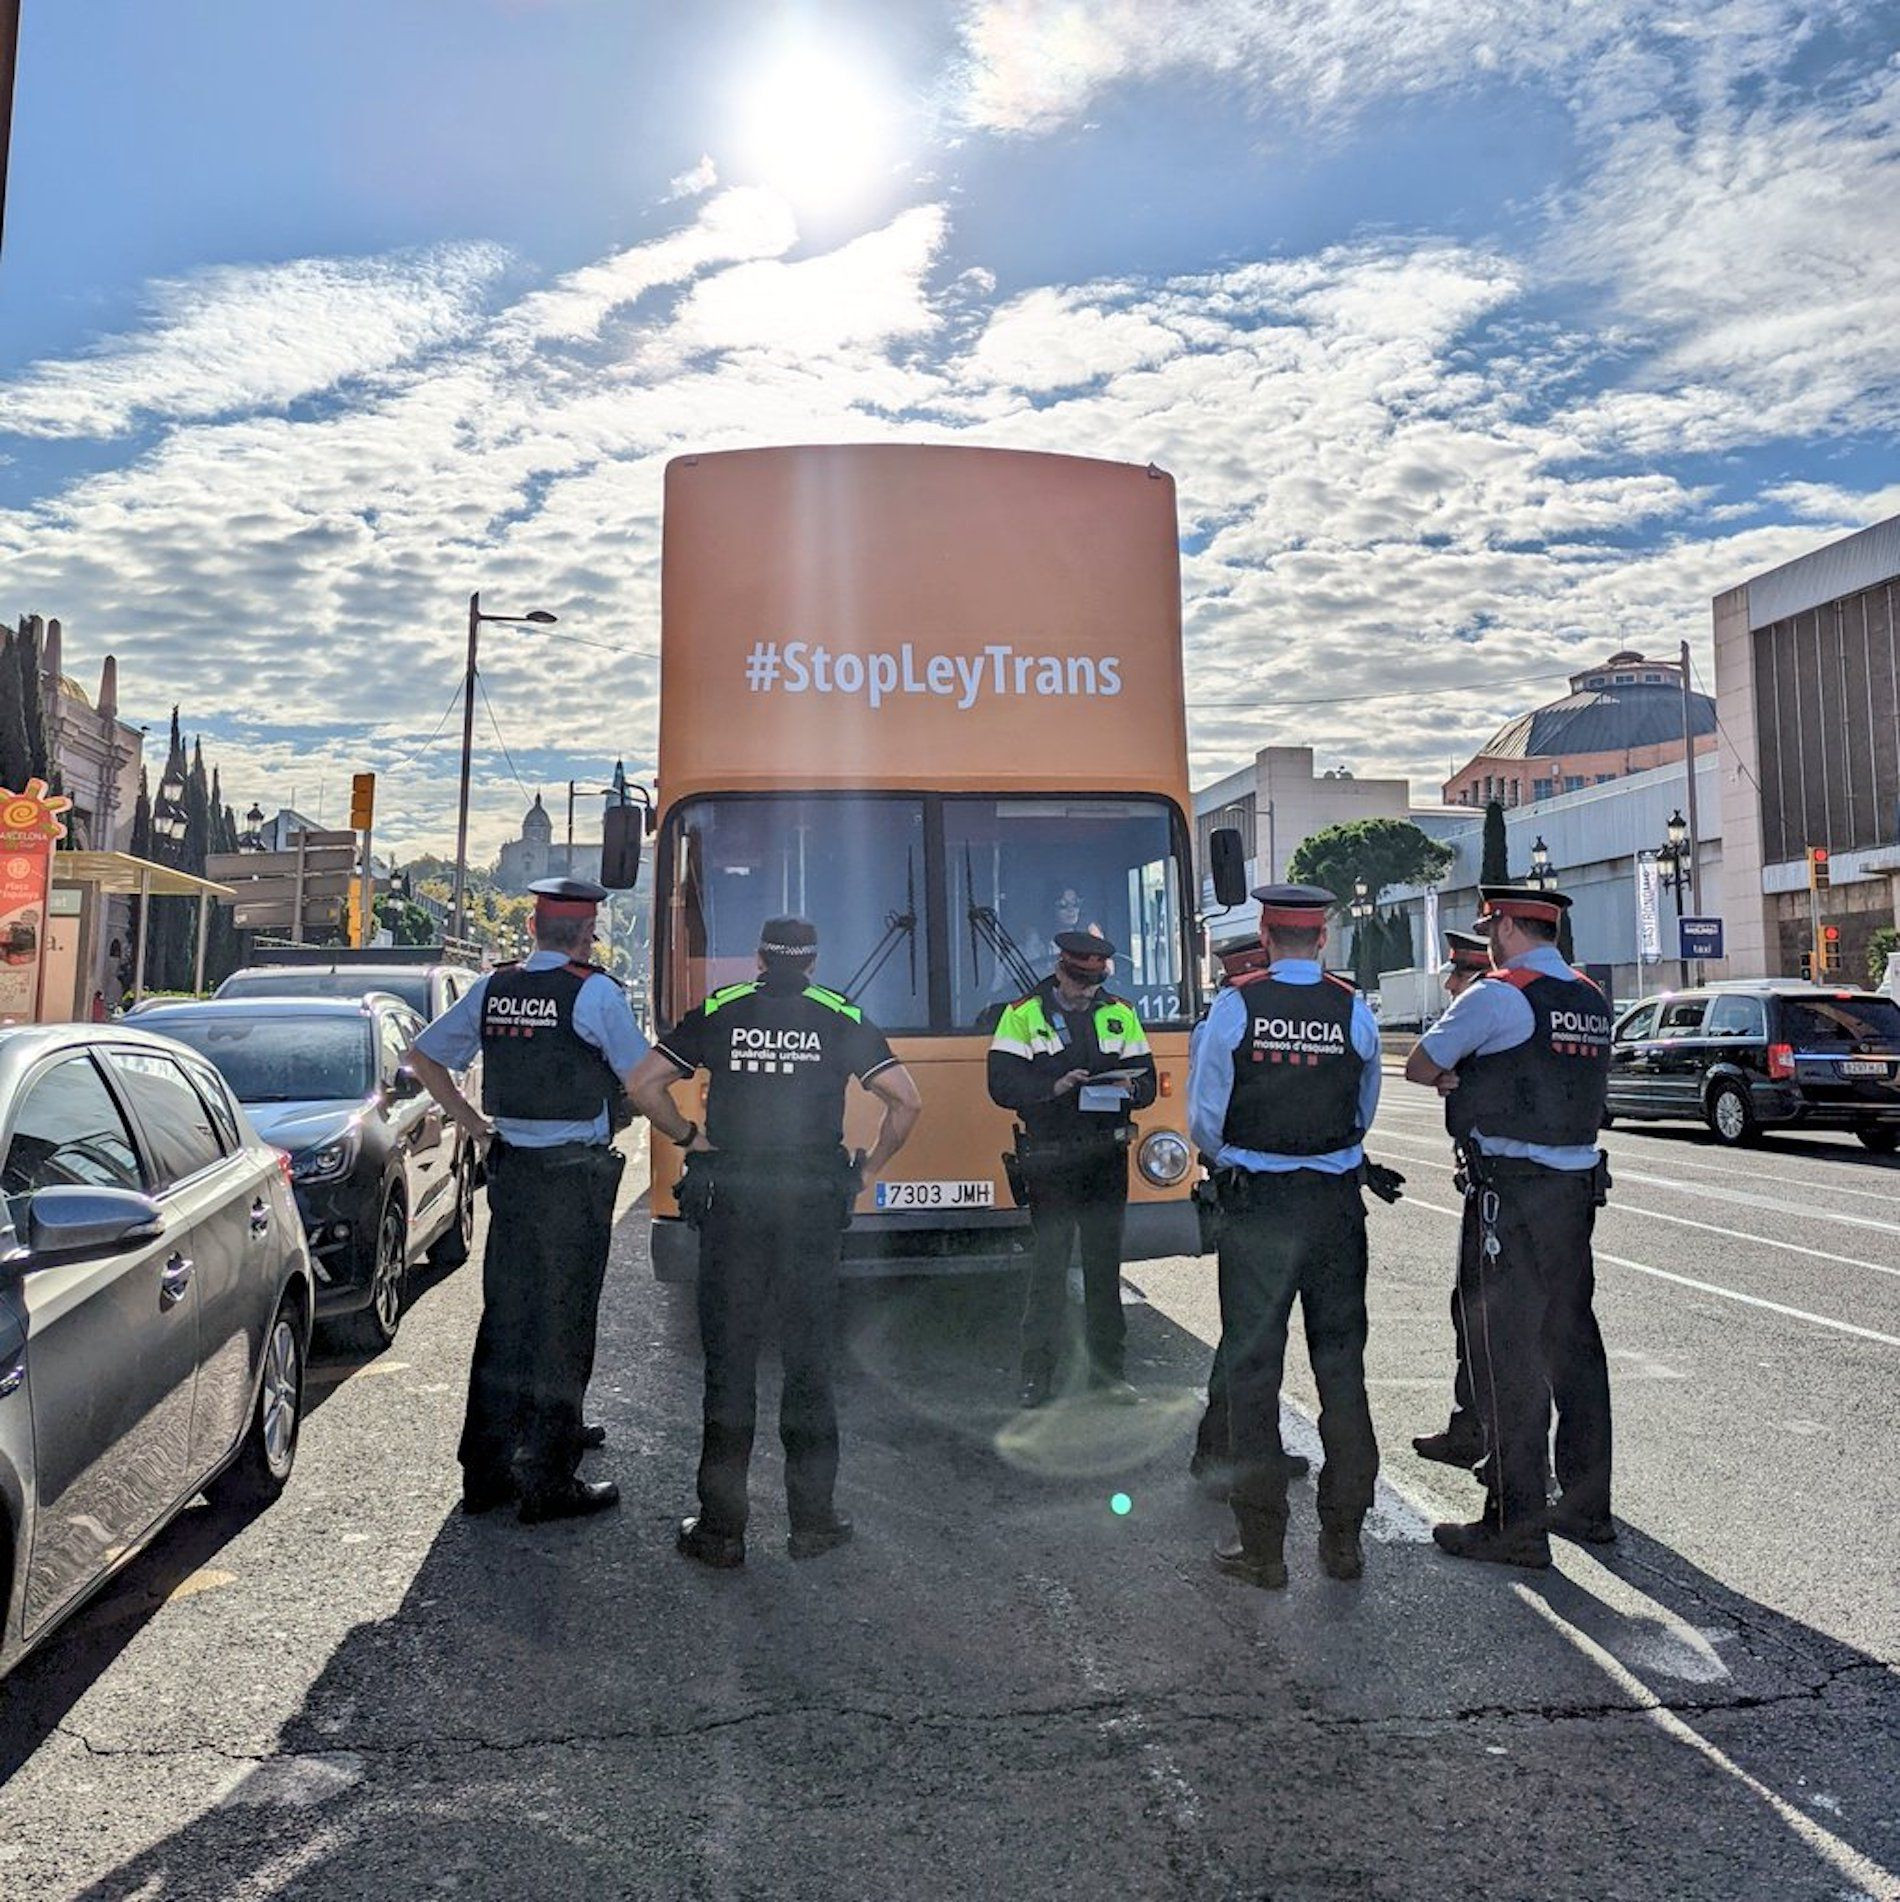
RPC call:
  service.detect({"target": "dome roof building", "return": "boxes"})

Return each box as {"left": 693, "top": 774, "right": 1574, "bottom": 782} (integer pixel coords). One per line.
{"left": 1443, "top": 651, "right": 1716, "bottom": 809}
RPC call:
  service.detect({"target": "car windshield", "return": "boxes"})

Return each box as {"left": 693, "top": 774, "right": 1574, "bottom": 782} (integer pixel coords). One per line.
{"left": 147, "top": 1015, "right": 374, "bottom": 1103}
{"left": 1779, "top": 997, "right": 1900, "bottom": 1048}
{"left": 221, "top": 969, "right": 433, "bottom": 1013}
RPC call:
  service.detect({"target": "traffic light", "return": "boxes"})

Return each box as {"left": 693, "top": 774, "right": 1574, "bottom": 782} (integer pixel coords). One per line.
{"left": 350, "top": 772, "right": 376, "bottom": 832}
{"left": 1807, "top": 845, "right": 1831, "bottom": 890}
{"left": 346, "top": 883, "right": 364, "bottom": 949}
{"left": 1799, "top": 950, "right": 1814, "bottom": 981}
{"left": 1822, "top": 924, "right": 1843, "bottom": 972}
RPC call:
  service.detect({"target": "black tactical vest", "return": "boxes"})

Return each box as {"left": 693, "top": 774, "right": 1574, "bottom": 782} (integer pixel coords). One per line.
{"left": 1221, "top": 972, "right": 1365, "bottom": 1156}
{"left": 1446, "top": 968, "right": 1612, "bottom": 1148}
{"left": 479, "top": 963, "right": 619, "bottom": 1122}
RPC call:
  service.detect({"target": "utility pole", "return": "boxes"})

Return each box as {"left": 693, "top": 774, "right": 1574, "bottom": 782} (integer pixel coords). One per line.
{"left": 0, "top": 0, "right": 20, "bottom": 260}
{"left": 1680, "top": 638, "right": 1705, "bottom": 980}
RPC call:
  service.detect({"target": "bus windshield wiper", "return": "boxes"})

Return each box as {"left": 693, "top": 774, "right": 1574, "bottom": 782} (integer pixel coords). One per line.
{"left": 965, "top": 846, "right": 1040, "bottom": 997}
{"left": 840, "top": 850, "right": 919, "bottom": 1002}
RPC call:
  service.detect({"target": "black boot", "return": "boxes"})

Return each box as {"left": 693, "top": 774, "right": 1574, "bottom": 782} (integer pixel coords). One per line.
{"left": 787, "top": 1515, "right": 854, "bottom": 1561}
{"left": 677, "top": 1515, "right": 746, "bottom": 1568}
{"left": 1432, "top": 1517, "right": 1551, "bottom": 1568}
{"left": 517, "top": 1478, "right": 620, "bottom": 1524}
{"left": 1412, "top": 1426, "right": 1483, "bottom": 1467}
{"left": 1213, "top": 1529, "right": 1287, "bottom": 1590}
{"left": 1317, "top": 1524, "right": 1364, "bottom": 1580}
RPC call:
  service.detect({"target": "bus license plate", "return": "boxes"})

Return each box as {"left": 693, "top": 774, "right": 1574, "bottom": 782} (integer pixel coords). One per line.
{"left": 1838, "top": 1060, "right": 1889, "bottom": 1076}
{"left": 876, "top": 1180, "right": 995, "bottom": 1209}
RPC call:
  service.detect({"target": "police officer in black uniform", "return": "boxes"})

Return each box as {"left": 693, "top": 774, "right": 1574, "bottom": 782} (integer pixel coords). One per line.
{"left": 1190, "top": 933, "right": 1308, "bottom": 1495}
{"left": 1405, "top": 886, "right": 1615, "bottom": 1567}
{"left": 629, "top": 917, "right": 922, "bottom": 1569}
{"left": 408, "top": 877, "right": 646, "bottom": 1523}
{"left": 1187, "top": 885, "right": 1383, "bottom": 1588}
{"left": 1412, "top": 925, "right": 1496, "bottom": 1470}
{"left": 987, "top": 931, "right": 1158, "bottom": 1408}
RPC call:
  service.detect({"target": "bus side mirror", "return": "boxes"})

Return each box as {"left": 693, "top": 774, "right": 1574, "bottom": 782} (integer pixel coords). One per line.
{"left": 1209, "top": 828, "right": 1248, "bottom": 908}
{"left": 601, "top": 804, "right": 643, "bottom": 890}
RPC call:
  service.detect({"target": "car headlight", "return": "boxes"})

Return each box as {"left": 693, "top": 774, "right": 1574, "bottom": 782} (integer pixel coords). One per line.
{"left": 1137, "top": 1129, "right": 1192, "bottom": 1187}
{"left": 290, "top": 1134, "right": 358, "bottom": 1184}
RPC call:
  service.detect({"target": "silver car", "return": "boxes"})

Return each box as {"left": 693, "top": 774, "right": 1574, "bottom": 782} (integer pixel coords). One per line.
{"left": 0, "top": 1024, "right": 314, "bottom": 1678}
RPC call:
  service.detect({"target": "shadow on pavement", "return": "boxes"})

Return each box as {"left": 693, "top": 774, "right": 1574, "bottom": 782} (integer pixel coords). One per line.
{"left": 26, "top": 1248, "right": 1894, "bottom": 1902}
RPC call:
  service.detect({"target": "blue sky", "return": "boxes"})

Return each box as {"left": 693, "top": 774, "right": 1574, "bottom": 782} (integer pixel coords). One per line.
{"left": 2, "top": 0, "right": 1898, "bottom": 857}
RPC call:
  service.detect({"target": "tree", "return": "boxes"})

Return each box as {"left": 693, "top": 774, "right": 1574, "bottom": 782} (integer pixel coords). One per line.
{"left": 1481, "top": 800, "right": 1509, "bottom": 884}
{"left": 1383, "top": 909, "right": 1414, "bottom": 972}
{"left": 15, "top": 618, "right": 49, "bottom": 783}
{"left": 0, "top": 632, "right": 30, "bottom": 792}
{"left": 1286, "top": 818, "right": 1455, "bottom": 915}
{"left": 1867, "top": 925, "right": 1899, "bottom": 990}
{"left": 375, "top": 897, "right": 436, "bottom": 947}
{"left": 127, "top": 769, "right": 153, "bottom": 990}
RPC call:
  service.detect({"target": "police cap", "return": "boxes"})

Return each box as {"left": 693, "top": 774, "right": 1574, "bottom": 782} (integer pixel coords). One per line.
{"left": 530, "top": 876, "right": 607, "bottom": 918}
{"left": 1476, "top": 884, "right": 1572, "bottom": 927}
{"left": 759, "top": 915, "right": 818, "bottom": 958}
{"left": 1250, "top": 882, "right": 1335, "bottom": 930}
{"left": 1444, "top": 927, "right": 1490, "bottom": 971}
{"left": 1054, "top": 929, "right": 1116, "bottom": 961}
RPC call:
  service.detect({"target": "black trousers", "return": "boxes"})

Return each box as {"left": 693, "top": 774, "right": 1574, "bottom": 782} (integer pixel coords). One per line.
{"left": 1194, "top": 1334, "right": 1231, "bottom": 1466}
{"left": 1460, "top": 1161, "right": 1613, "bottom": 1530}
{"left": 1019, "top": 1145, "right": 1129, "bottom": 1384}
{"left": 1219, "top": 1170, "right": 1378, "bottom": 1549}
{"left": 459, "top": 1139, "right": 624, "bottom": 1495}
{"left": 696, "top": 1161, "right": 846, "bottom": 1538}
{"left": 1443, "top": 1193, "right": 1480, "bottom": 1440}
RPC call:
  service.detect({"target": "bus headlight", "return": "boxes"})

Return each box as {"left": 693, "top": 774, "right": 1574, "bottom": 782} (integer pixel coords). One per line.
{"left": 1137, "top": 1129, "right": 1191, "bottom": 1186}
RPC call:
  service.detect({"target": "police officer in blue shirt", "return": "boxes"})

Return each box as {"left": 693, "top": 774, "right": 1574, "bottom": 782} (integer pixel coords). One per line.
{"left": 1188, "top": 885, "right": 1383, "bottom": 1589}
{"left": 1412, "top": 926, "right": 1499, "bottom": 1470}
{"left": 1404, "top": 885, "right": 1615, "bottom": 1568}
{"left": 407, "top": 877, "right": 649, "bottom": 1524}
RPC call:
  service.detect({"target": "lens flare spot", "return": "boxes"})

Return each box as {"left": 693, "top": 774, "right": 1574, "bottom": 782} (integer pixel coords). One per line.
{"left": 1110, "top": 1492, "right": 1133, "bottom": 1516}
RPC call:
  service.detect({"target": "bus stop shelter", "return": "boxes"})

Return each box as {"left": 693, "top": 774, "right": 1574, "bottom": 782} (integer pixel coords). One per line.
{"left": 50, "top": 851, "right": 236, "bottom": 1016}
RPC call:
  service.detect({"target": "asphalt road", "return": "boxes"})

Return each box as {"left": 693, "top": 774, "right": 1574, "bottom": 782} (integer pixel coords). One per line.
{"left": 2, "top": 1076, "right": 1897, "bottom": 1900}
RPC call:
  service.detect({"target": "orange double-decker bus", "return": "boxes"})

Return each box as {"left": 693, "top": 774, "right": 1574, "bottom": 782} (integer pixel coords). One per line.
{"left": 647, "top": 443, "right": 1204, "bottom": 1281}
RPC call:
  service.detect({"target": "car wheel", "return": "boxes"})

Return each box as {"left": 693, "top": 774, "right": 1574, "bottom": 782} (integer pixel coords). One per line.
{"left": 1706, "top": 1081, "right": 1759, "bottom": 1147}
{"left": 209, "top": 1294, "right": 307, "bottom": 1510}
{"left": 1854, "top": 1124, "right": 1900, "bottom": 1153}
{"left": 428, "top": 1149, "right": 476, "bottom": 1269}
{"left": 342, "top": 1190, "right": 409, "bottom": 1353}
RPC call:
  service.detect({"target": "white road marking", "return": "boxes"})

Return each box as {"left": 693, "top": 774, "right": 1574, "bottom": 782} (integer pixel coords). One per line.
{"left": 1511, "top": 1586, "right": 1899, "bottom": 1902}
{"left": 1368, "top": 1133, "right": 1900, "bottom": 1286}
{"left": 1390, "top": 1191, "right": 1900, "bottom": 1348}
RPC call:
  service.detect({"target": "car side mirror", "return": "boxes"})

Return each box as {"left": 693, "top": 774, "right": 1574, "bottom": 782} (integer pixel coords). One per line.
{"left": 389, "top": 1066, "right": 426, "bottom": 1099}
{"left": 20, "top": 1187, "right": 164, "bottom": 1265}
{"left": 1209, "top": 827, "right": 1247, "bottom": 908}
{"left": 601, "top": 804, "right": 643, "bottom": 890}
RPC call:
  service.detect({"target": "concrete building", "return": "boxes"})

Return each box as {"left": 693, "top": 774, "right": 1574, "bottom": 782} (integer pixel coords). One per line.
{"left": 494, "top": 793, "right": 605, "bottom": 892}
{"left": 1194, "top": 746, "right": 1412, "bottom": 918}
{"left": 1715, "top": 513, "right": 1900, "bottom": 981}
{"left": 1442, "top": 652, "right": 1715, "bottom": 810}
{"left": 1377, "top": 755, "right": 1724, "bottom": 1012}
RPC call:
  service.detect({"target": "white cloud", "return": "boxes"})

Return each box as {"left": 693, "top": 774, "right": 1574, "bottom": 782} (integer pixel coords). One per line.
{"left": 664, "top": 154, "right": 719, "bottom": 201}
{"left": 0, "top": 247, "right": 505, "bottom": 439}
{"left": 963, "top": 287, "right": 1182, "bottom": 391}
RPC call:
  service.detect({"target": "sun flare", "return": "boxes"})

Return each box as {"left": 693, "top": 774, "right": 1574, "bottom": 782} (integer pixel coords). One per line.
{"left": 730, "top": 41, "right": 899, "bottom": 215}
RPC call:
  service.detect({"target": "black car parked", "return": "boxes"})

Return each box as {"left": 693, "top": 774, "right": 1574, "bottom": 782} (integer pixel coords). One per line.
{"left": 130, "top": 996, "right": 476, "bottom": 1348}
{"left": 1606, "top": 982, "right": 1900, "bottom": 1149}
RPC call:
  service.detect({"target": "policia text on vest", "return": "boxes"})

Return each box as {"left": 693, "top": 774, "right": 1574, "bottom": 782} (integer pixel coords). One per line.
{"left": 987, "top": 932, "right": 1157, "bottom": 1410}
{"left": 628, "top": 916, "right": 923, "bottom": 1570}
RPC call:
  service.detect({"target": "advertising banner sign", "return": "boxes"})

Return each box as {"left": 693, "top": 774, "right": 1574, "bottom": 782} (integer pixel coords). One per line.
{"left": 0, "top": 779, "right": 72, "bottom": 1024}
{"left": 1636, "top": 854, "right": 1663, "bottom": 964}
{"left": 1422, "top": 887, "right": 1441, "bottom": 971}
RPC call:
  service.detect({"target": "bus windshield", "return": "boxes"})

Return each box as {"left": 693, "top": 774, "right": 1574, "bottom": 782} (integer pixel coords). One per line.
{"left": 660, "top": 792, "right": 1193, "bottom": 1033}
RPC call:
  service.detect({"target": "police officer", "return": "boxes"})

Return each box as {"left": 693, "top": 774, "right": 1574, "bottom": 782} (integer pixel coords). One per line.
{"left": 1404, "top": 886, "right": 1615, "bottom": 1567}
{"left": 1187, "top": 885, "right": 1381, "bottom": 1588}
{"left": 1411, "top": 926, "right": 1496, "bottom": 1470}
{"left": 407, "top": 877, "right": 646, "bottom": 1524}
{"left": 1190, "top": 934, "right": 1308, "bottom": 1495}
{"left": 627, "top": 917, "right": 922, "bottom": 1569}
{"left": 988, "top": 930, "right": 1157, "bottom": 1408}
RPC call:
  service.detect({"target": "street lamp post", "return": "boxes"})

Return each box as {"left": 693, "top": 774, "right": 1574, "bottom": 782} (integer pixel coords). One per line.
{"left": 452, "top": 590, "right": 557, "bottom": 943}
{"left": 1348, "top": 877, "right": 1374, "bottom": 984}
{"left": 1528, "top": 836, "right": 1551, "bottom": 891}
{"left": 1658, "top": 808, "right": 1691, "bottom": 985}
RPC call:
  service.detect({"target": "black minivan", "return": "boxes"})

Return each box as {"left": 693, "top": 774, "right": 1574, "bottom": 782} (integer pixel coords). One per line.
{"left": 1606, "top": 982, "right": 1900, "bottom": 1148}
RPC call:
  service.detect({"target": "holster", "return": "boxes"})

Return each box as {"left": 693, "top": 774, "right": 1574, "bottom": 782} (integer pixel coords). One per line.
{"left": 677, "top": 1150, "right": 717, "bottom": 1231}
{"left": 1002, "top": 1148, "right": 1028, "bottom": 1209}
{"left": 1359, "top": 1158, "right": 1406, "bottom": 1205}
{"left": 838, "top": 1149, "right": 866, "bottom": 1231}
{"left": 609, "top": 1088, "right": 637, "bottom": 1134}
{"left": 1191, "top": 1174, "right": 1224, "bottom": 1254}
{"left": 1591, "top": 1151, "right": 1613, "bottom": 1208}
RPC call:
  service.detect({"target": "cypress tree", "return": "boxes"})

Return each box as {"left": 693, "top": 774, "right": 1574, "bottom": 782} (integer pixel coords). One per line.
{"left": 1481, "top": 800, "right": 1510, "bottom": 884}
{"left": 0, "top": 633, "right": 31, "bottom": 793}
{"left": 127, "top": 770, "right": 154, "bottom": 991}
{"left": 17, "top": 618, "right": 49, "bottom": 783}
